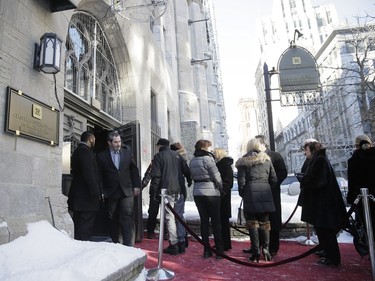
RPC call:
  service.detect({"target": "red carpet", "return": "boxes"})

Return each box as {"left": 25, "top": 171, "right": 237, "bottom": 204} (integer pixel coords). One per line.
{"left": 137, "top": 234, "right": 372, "bottom": 281}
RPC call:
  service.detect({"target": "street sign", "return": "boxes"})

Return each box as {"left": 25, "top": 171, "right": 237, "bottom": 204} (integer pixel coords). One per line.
{"left": 278, "top": 46, "right": 320, "bottom": 92}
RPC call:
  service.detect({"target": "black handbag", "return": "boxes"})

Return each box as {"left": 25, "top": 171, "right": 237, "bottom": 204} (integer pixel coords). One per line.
{"left": 346, "top": 211, "right": 369, "bottom": 257}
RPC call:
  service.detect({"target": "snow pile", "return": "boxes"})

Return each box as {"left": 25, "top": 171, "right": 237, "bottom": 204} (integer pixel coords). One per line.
{"left": 0, "top": 221, "right": 146, "bottom": 281}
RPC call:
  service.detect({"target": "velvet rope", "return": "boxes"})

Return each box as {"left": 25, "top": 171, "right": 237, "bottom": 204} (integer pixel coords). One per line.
{"left": 164, "top": 198, "right": 359, "bottom": 268}
{"left": 230, "top": 201, "right": 300, "bottom": 235}
{"left": 281, "top": 202, "right": 299, "bottom": 229}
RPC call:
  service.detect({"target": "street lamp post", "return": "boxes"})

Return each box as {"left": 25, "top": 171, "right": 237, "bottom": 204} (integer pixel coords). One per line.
{"left": 263, "top": 62, "right": 278, "bottom": 151}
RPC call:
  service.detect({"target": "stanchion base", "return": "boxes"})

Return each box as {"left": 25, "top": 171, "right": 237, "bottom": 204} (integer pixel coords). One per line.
{"left": 300, "top": 239, "right": 316, "bottom": 246}
{"left": 146, "top": 267, "right": 175, "bottom": 280}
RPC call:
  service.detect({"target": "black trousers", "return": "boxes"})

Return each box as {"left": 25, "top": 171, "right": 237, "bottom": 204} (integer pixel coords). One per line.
{"left": 73, "top": 211, "right": 97, "bottom": 241}
{"left": 194, "top": 196, "right": 224, "bottom": 253}
{"left": 220, "top": 217, "right": 231, "bottom": 251}
{"left": 146, "top": 196, "right": 160, "bottom": 234}
{"left": 106, "top": 189, "right": 135, "bottom": 246}
{"left": 315, "top": 227, "right": 341, "bottom": 263}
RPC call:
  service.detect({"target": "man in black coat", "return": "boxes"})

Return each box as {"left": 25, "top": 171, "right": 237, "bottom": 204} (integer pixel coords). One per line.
{"left": 68, "top": 131, "right": 102, "bottom": 241}
{"left": 150, "top": 138, "right": 190, "bottom": 255}
{"left": 255, "top": 135, "right": 287, "bottom": 256}
{"left": 97, "top": 131, "right": 141, "bottom": 246}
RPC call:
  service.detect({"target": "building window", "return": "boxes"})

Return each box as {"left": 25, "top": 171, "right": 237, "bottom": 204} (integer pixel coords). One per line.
{"left": 64, "top": 12, "right": 121, "bottom": 121}
{"left": 345, "top": 41, "right": 356, "bottom": 54}
{"left": 289, "top": 0, "right": 296, "bottom": 9}
{"left": 326, "top": 11, "right": 332, "bottom": 24}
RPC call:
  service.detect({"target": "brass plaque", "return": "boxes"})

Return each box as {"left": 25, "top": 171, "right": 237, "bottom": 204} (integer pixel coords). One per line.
{"left": 5, "top": 87, "right": 59, "bottom": 145}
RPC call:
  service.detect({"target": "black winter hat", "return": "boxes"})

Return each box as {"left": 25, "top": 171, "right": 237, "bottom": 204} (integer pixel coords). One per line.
{"left": 156, "top": 138, "right": 170, "bottom": 146}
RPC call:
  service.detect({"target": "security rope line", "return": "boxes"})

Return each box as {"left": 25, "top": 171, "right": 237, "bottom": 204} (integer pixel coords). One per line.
{"left": 281, "top": 203, "right": 299, "bottom": 229}
{"left": 164, "top": 198, "right": 359, "bottom": 268}
{"left": 231, "top": 201, "right": 300, "bottom": 234}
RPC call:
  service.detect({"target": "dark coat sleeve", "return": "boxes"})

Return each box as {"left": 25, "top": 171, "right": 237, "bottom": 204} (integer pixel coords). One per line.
{"left": 217, "top": 161, "right": 234, "bottom": 196}
{"left": 271, "top": 152, "right": 288, "bottom": 185}
{"left": 347, "top": 156, "right": 360, "bottom": 204}
{"left": 142, "top": 162, "right": 153, "bottom": 189}
{"left": 301, "top": 156, "right": 329, "bottom": 190}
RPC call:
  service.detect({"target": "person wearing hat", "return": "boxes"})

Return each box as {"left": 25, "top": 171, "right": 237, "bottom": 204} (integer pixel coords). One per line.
{"left": 150, "top": 138, "right": 191, "bottom": 255}
{"left": 299, "top": 141, "right": 346, "bottom": 266}
{"left": 347, "top": 134, "right": 375, "bottom": 241}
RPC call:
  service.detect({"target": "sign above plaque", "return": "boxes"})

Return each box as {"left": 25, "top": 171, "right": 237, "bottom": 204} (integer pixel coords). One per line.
{"left": 5, "top": 87, "right": 60, "bottom": 145}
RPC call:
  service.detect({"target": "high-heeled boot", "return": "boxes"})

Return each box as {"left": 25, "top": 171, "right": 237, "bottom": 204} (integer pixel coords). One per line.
{"left": 247, "top": 221, "right": 260, "bottom": 262}
{"left": 259, "top": 221, "right": 272, "bottom": 261}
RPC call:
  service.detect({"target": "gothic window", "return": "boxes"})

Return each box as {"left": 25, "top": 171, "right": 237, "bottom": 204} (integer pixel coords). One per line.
{"left": 64, "top": 12, "right": 121, "bottom": 120}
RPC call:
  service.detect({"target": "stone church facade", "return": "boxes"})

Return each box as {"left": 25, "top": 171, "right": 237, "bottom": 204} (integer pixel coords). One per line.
{"left": 0, "top": 0, "right": 227, "bottom": 244}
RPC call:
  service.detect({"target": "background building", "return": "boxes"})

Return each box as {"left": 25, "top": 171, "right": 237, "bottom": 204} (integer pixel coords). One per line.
{"left": 254, "top": 0, "right": 339, "bottom": 143}
{"left": 0, "top": 0, "right": 227, "bottom": 244}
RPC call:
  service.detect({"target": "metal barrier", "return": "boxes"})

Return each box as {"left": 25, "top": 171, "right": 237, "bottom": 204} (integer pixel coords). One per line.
{"left": 146, "top": 189, "right": 175, "bottom": 280}
{"left": 360, "top": 188, "right": 375, "bottom": 280}
{"left": 300, "top": 223, "right": 316, "bottom": 245}
{"left": 146, "top": 189, "right": 371, "bottom": 272}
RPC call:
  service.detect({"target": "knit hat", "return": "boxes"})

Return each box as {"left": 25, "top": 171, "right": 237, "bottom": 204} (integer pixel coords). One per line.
{"left": 302, "top": 138, "right": 318, "bottom": 150}
{"left": 355, "top": 135, "right": 372, "bottom": 146}
{"left": 170, "top": 142, "right": 183, "bottom": 151}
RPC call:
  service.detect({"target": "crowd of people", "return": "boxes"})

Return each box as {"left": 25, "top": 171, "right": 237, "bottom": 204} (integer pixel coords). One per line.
{"left": 67, "top": 130, "right": 374, "bottom": 267}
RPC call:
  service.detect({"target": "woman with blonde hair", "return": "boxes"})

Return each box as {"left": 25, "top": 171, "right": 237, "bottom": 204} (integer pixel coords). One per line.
{"left": 213, "top": 148, "right": 234, "bottom": 251}
{"left": 235, "top": 138, "right": 277, "bottom": 262}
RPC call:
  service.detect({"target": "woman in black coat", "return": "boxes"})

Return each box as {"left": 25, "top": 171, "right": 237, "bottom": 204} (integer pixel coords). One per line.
{"left": 236, "top": 138, "right": 277, "bottom": 262}
{"left": 300, "top": 142, "right": 346, "bottom": 266}
{"left": 347, "top": 135, "right": 375, "bottom": 240}
{"left": 214, "top": 148, "right": 234, "bottom": 251}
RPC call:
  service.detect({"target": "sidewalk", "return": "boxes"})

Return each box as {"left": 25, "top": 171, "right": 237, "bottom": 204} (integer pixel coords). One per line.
{"left": 137, "top": 234, "right": 372, "bottom": 281}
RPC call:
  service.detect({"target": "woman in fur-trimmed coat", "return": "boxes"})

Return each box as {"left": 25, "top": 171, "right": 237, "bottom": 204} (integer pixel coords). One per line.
{"left": 236, "top": 138, "right": 277, "bottom": 262}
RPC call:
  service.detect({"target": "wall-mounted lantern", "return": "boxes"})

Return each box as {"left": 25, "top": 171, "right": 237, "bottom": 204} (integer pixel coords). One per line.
{"left": 33, "top": 33, "right": 62, "bottom": 74}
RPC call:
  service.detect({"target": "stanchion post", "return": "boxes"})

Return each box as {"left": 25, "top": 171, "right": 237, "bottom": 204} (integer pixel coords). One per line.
{"left": 300, "top": 223, "right": 316, "bottom": 245}
{"left": 360, "top": 188, "right": 375, "bottom": 281}
{"left": 146, "top": 189, "right": 175, "bottom": 280}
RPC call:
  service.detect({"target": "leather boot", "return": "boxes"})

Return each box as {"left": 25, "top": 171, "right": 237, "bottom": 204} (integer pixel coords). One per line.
{"left": 163, "top": 243, "right": 179, "bottom": 255}
{"left": 178, "top": 241, "right": 185, "bottom": 254}
{"left": 243, "top": 230, "right": 253, "bottom": 253}
{"left": 259, "top": 221, "right": 271, "bottom": 261}
{"left": 203, "top": 247, "right": 213, "bottom": 258}
{"left": 246, "top": 220, "right": 260, "bottom": 263}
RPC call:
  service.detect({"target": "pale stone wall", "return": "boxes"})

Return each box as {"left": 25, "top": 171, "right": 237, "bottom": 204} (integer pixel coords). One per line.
{"left": 0, "top": 0, "right": 228, "bottom": 244}
{"left": 0, "top": 0, "right": 75, "bottom": 243}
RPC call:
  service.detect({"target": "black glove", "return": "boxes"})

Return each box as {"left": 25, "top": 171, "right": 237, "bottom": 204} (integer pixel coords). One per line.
{"left": 238, "top": 187, "right": 244, "bottom": 197}
{"left": 295, "top": 173, "right": 304, "bottom": 183}
{"left": 141, "top": 179, "right": 148, "bottom": 189}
